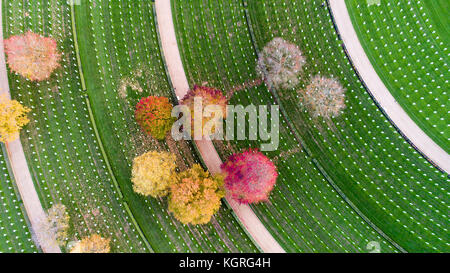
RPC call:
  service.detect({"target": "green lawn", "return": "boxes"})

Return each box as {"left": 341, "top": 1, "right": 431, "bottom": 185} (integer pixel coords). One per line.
{"left": 73, "top": 0, "right": 258, "bottom": 253}
{"left": 0, "top": 145, "right": 37, "bottom": 253}
{"left": 246, "top": 0, "right": 448, "bottom": 252}
{"left": 172, "top": 0, "right": 399, "bottom": 253}
{"left": 1, "top": 0, "right": 447, "bottom": 253}
{"left": 345, "top": 0, "right": 449, "bottom": 153}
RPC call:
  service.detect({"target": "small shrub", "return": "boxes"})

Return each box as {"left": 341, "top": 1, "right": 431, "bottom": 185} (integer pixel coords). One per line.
{"left": 135, "top": 96, "right": 175, "bottom": 140}
{"left": 221, "top": 149, "right": 278, "bottom": 204}
{"left": 256, "top": 37, "right": 306, "bottom": 90}
{"left": 168, "top": 164, "right": 224, "bottom": 225}
{"left": 131, "top": 151, "right": 177, "bottom": 198}
{"left": 35, "top": 204, "right": 70, "bottom": 248}
{"left": 4, "top": 31, "right": 61, "bottom": 81}
{"left": 70, "top": 234, "right": 111, "bottom": 253}
{"left": 299, "top": 75, "right": 346, "bottom": 118}
{"left": 180, "top": 86, "right": 228, "bottom": 137}
{"left": 0, "top": 95, "right": 30, "bottom": 143}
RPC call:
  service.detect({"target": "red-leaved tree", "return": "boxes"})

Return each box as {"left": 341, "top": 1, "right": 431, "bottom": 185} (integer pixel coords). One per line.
{"left": 221, "top": 149, "right": 278, "bottom": 204}
{"left": 4, "top": 31, "right": 61, "bottom": 81}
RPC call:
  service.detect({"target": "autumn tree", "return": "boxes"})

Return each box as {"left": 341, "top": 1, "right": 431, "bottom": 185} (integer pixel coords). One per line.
{"left": 221, "top": 149, "right": 278, "bottom": 204}
{"left": 135, "top": 96, "right": 175, "bottom": 140}
{"left": 168, "top": 164, "right": 224, "bottom": 225}
{"left": 180, "top": 85, "right": 228, "bottom": 138}
{"left": 131, "top": 151, "right": 177, "bottom": 198}
{"left": 70, "top": 234, "right": 111, "bottom": 253}
{"left": 256, "top": 37, "right": 306, "bottom": 90}
{"left": 4, "top": 31, "right": 61, "bottom": 81}
{"left": 35, "top": 204, "right": 70, "bottom": 248}
{"left": 0, "top": 95, "right": 30, "bottom": 143}
{"left": 299, "top": 75, "right": 346, "bottom": 118}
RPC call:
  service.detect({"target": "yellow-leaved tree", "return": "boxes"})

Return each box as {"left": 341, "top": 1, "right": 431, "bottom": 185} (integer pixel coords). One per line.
{"left": 168, "top": 164, "right": 224, "bottom": 225}
{"left": 131, "top": 151, "right": 177, "bottom": 198}
{"left": 70, "top": 234, "right": 111, "bottom": 253}
{"left": 0, "top": 95, "right": 30, "bottom": 143}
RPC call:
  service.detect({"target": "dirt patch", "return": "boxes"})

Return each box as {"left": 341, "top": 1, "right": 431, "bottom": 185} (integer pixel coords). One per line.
{"left": 213, "top": 140, "right": 237, "bottom": 160}
{"left": 91, "top": 208, "right": 100, "bottom": 217}
{"left": 119, "top": 77, "right": 142, "bottom": 99}
{"left": 179, "top": 142, "right": 198, "bottom": 168}
{"left": 118, "top": 65, "right": 152, "bottom": 99}
{"left": 50, "top": 0, "right": 65, "bottom": 40}
{"left": 129, "top": 127, "right": 160, "bottom": 157}
{"left": 165, "top": 134, "right": 189, "bottom": 171}
{"left": 272, "top": 146, "right": 301, "bottom": 163}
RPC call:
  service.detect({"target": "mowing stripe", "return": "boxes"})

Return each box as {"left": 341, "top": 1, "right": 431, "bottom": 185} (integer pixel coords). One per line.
{"left": 155, "top": 0, "right": 283, "bottom": 253}
{"left": 157, "top": 0, "right": 264, "bottom": 253}
{"left": 241, "top": 0, "right": 405, "bottom": 253}
{"left": 84, "top": 96, "right": 123, "bottom": 199}
{"left": 123, "top": 202, "right": 154, "bottom": 253}
{"left": 0, "top": 1, "right": 60, "bottom": 253}
{"left": 1, "top": 144, "right": 40, "bottom": 252}
{"left": 69, "top": 2, "right": 153, "bottom": 253}
{"left": 327, "top": 0, "right": 450, "bottom": 174}
{"left": 70, "top": 2, "right": 86, "bottom": 92}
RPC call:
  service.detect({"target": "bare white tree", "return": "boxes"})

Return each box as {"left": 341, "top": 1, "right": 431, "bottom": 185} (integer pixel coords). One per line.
{"left": 256, "top": 37, "right": 306, "bottom": 90}
{"left": 34, "top": 204, "right": 70, "bottom": 248}
{"left": 300, "top": 75, "right": 346, "bottom": 118}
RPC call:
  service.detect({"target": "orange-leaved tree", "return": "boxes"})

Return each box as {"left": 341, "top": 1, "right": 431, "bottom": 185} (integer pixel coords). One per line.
{"left": 168, "top": 164, "right": 224, "bottom": 225}
{"left": 131, "top": 151, "right": 177, "bottom": 198}
{"left": 135, "top": 96, "right": 175, "bottom": 140}
{"left": 0, "top": 95, "right": 30, "bottom": 143}
{"left": 4, "top": 31, "right": 61, "bottom": 81}
{"left": 70, "top": 234, "right": 111, "bottom": 253}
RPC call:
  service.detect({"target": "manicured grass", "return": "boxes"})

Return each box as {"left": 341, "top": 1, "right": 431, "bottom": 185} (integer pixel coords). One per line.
{"left": 73, "top": 0, "right": 258, "bottom": 253}
{"left": 0, "top": 145, "right": 37, "bottom": 253}
{"left": 246, "top": 0, "right": 449, "bottom": 252}
{"left": 3, "top": 0, "right": 147, "bottom": 252}
{"left": 2, "top": 0, "right": 446, "bottom": 253}
{"left": 346, "top": 0, "right": 449, "bottom": 153}
{"left": 172, "top": 0, "right": 398, "bottom": 253}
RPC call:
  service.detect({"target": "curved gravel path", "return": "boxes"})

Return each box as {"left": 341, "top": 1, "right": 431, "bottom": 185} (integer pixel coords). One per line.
{"left": 329, "top": 0, "right": 450, "bottom": 174}
{"left": 0, "top": 2, "right": 61, "bottom": 253}
{"left": 155, "top": 0, "right": 285, "bottom": 253}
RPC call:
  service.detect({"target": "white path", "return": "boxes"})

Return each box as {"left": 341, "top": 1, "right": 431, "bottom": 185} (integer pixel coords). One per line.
{"left": 329, "top": 0, "right": 450, "bottom": 174}
{"left": 155, "top": 0, "right": 285, "bottom": 253}
{"left": 0, "top": 2, "right": 61, "bottom": 253}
